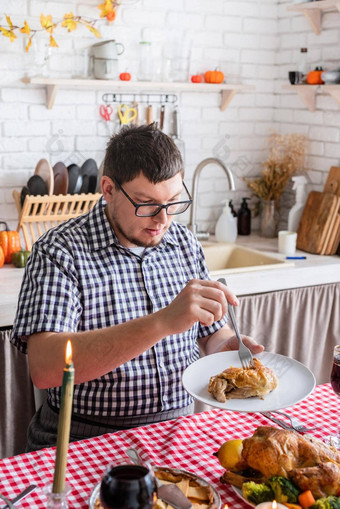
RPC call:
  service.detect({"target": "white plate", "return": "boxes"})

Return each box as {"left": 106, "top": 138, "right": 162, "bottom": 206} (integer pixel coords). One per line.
{"left": 89, "top": 467, "right": 221, "bottom": 508}
{"left": 182, "top": 351, "right": 315, "bottom": 413}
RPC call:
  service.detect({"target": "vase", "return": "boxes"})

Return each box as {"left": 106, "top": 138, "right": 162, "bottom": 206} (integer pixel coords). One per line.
{"left": 259, "top": 200, "right": 279, "bottom": 238}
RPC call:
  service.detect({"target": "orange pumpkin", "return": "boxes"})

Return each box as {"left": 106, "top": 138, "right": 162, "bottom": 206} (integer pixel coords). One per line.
{"left": 204, "top": 69, "right": 224, "bottom": 84}
{"left": 0, "top": 222, "right": 21, "bottom": 263}
{"left": 307, "top": 67, "right": 323, "bottom": 85}
{"left": 191, "top": 74, "right": 202, "bottom": 83}
{"left": 0, "top": 246, "right": 4, "bottom": 268}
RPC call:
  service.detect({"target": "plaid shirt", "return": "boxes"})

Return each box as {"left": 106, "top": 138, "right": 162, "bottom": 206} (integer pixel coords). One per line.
{"left": 11, "top": 197, "right": 227, "bottom": 417}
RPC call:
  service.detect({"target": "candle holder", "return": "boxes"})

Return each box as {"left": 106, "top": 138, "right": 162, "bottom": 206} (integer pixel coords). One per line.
{"left": 44, "top": 483, "right": 71, "bottom": 509}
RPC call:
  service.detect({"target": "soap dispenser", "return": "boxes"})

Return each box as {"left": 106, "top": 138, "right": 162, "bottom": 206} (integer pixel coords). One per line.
{"left": 288, "top": 175, "right": 308, "bottom": 232}
{"left": 215, "top": 201, "right": 238, "bottom": 243}
{"left": 237, "top": 198, "right": 251, "bottom": 235}
{"left": 229, "top": 200, "right": 237, "bottom": 218}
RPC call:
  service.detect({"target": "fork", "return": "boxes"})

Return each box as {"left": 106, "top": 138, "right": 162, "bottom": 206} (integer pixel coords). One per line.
{"left": 268, "top": 410, "right": 320, "bottom": 433}
{"left": 218, "top": 278, "right": 254, "bottom": 369}
{"left": 262, "top": 411, "right": 318, "bottom": 433}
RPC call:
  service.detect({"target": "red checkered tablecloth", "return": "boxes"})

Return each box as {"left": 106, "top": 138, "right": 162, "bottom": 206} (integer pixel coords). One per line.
{"left": 0, "top": 384, "right": 338, "bottom": 508}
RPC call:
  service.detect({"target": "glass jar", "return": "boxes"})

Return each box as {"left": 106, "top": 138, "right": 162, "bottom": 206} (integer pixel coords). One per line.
{"left": 138, "top": 41, "right": 153, "bottom": 81}
{"left": 259, "top": 200, "right": 279, "bottom": 238}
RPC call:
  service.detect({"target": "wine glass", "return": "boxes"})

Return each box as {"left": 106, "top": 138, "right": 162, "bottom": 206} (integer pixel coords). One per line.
{"left": 328, "top": 344, "right": 340, "bottom": 449}
{"left": 100, "top": 463, "right": 157, "bottom": 509}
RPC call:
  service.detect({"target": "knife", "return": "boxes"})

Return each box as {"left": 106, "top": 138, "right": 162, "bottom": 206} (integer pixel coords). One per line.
{"left": 1, "top": 484, "right": 37, "bottom": 509}
{"left": 126, "top": 448, "right": 192, "bottom": 509}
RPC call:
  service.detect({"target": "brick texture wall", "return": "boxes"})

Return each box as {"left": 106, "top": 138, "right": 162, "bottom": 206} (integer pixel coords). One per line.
{"left": 0, "top": 0, "right": 338, "bottom": 235}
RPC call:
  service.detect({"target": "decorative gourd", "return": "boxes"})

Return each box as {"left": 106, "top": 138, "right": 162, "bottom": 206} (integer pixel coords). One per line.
{"left": 11, "top": 249, "right": 31, "bottom": 268}
{"left": 307, "top": 67, "right": 323, "bottom": 85}
{"left": 191, "top": 74, "right": 202, "bottom": 83}
{"left": 0, "top": 222, "right": 21, "bottom": 263}
{"left": 204, "top": 69, "right": 224, "bottom": 84}
{"left": 119, "top": 72, "right": 131, "bottom": 81}
{"left": 0, "top": 247, "right": 4, "bottom": 268}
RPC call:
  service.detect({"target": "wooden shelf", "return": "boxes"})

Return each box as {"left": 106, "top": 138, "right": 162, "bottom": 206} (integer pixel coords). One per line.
{"left": 282, "top": 83, "right": 340, "bottom": 111}
{"left": 287, "top": 0, "right": 340, "bottom": 35}
{"left": 23, "top": 77, "right": 254, "bottom": 111}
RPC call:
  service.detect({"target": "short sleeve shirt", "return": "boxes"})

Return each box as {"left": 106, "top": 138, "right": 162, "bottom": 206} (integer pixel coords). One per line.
{"left": 11, "top": 198, "right": 228, "bottom": 417}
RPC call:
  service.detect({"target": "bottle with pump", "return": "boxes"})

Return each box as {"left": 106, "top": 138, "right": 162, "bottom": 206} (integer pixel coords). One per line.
{"left": 229, "top": 200, "right": 237, "bottom": 218}
{"left": 237, "top": 198, "right": 251, "bottom": 235}
{"left": 288, "top": 175, "right": 308, "bottom": 232}
{"left": 215, "top": 201, "right": 238, "bottom": 243}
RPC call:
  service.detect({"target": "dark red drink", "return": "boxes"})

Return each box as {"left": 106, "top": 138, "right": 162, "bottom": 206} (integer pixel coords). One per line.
{"left": 330, "top": 354, "right": 340, "bottom": 397}
{"left": 100, "top": 465, "right": 156, "bottom": 509}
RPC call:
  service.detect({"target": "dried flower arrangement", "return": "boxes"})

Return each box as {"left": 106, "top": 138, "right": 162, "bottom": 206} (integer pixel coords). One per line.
{"left": 245, "top": 132, "right": 308, "bottom": 202}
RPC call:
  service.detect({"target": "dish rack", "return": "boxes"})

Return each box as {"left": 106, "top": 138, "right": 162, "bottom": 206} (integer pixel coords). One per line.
{"left": 12, "top": 190, "right": 102, "bottom": 250}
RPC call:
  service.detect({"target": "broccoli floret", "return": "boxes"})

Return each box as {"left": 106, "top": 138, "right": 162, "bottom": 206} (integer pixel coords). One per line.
{"left": 267, "top": 476, "right": 300, "bottom": 504}
{"left": 310, "top": 497, "right": 340, "bottom": 509}
{"left": 242, "top": 481, "right": 274, "bottom": 505}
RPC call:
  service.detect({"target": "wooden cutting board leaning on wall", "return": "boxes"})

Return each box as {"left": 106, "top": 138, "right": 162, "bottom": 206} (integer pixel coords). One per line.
{"left": 322, "top": 166, "right": 340, "bottom": 255}
{"left": 296, "top": 190, "right": 340, "bottom": 254}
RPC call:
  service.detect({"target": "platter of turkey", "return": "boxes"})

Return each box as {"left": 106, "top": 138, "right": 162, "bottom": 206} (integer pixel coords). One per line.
{"left": 215, "top": 426, "right": 340, "bottom": 507}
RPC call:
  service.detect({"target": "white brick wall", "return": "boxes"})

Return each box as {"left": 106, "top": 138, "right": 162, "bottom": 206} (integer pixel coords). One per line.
{"left": 1, "top": 0, "right": 338, "bottom": 234}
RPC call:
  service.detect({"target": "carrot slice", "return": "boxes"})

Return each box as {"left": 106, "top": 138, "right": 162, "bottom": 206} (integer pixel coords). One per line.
{"left": 298, "top": 490, "right": 315, "bottom": 509}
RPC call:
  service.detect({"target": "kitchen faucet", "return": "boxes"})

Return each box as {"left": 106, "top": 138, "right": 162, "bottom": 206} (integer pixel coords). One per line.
{"left": 187, "top": 157, "right": 236, "bottom": 240}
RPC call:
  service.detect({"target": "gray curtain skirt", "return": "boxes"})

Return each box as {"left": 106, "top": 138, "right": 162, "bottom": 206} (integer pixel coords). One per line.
{"left": 26, "top": 401, "right": 194, "bottom": 452}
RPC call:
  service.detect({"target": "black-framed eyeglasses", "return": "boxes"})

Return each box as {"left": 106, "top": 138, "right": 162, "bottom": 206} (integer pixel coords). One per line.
{"left": 112, "top": 177, "right": 192, "bottom": 217}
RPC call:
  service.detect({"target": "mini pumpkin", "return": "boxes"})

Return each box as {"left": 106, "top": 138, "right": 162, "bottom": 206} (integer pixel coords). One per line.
{"left": 119, "top": 72, "right": 131, "bottom": 81}
{"left": 191, "top": 74, "right": 202, "bottom": 83}
{"left": 0, "top": 247, "right": 4, "bottom": 269}
{"left": 204, "top": 69, "right": 224, "bottom": 84}
{"left": 307, "top": 66, "right": 323, "bottom": 85}
{"left": 0, "top": 221, "right": 21, "bottom": 264}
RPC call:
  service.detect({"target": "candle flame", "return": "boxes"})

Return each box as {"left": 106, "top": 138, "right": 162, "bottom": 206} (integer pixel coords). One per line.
{"left": 65, "top": 340, "right": 72, "bottom": 365}
{"left": 224, "top": 505, "right": 229, "bottom": 509}
{"left": 272, "top": 501, "right": 277, "bottom": 509}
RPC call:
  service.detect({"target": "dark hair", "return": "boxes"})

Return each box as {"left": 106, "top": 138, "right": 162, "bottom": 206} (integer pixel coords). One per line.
{"left": 103, "top": 123, "right": 184, "bottom": 184}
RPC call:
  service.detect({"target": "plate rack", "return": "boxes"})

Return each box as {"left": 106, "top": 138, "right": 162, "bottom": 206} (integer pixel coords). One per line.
{"left": 12, "top": 190, "right": 102, "bottom": 250}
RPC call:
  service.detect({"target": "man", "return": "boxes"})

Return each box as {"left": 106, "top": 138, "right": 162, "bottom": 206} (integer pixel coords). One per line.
{"left": 12, "top": 123, "right": 263, "bottom": 451}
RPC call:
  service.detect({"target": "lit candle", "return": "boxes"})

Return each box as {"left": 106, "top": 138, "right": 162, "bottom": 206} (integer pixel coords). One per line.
{"left": 52, "top": 340, "right": 75, "bottom": 494}
{"left": 255, "top": 501, "right": 287, "bottom": 509}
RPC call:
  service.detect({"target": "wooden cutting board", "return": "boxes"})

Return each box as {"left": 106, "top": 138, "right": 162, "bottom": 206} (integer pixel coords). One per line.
{"left": 324, "top": 166, "right": 340, "bottom": 197}
{"left": 320, "top": 200, "right": 340, "bottom": 255}
{"left": 297, "top": 191, "right": 339, "bottom": 254}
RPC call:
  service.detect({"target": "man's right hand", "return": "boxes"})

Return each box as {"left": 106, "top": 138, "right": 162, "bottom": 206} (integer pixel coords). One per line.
{"left": 159, "top": 279, "right": 239, "bottom": 334}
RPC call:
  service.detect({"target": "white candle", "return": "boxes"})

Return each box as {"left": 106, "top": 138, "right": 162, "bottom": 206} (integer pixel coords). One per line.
{"left": 255, "top": 501, "right": 287, "bottom": 509}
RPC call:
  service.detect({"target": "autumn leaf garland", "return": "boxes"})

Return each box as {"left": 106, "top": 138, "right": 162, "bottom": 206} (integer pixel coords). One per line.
{"left": 0, "top": 0, "right": 118, "bottom": 51}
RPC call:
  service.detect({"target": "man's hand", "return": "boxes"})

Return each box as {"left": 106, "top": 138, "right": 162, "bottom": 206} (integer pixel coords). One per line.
{"left": 200, "top": 324, "right": 264, "bottom": 356}
{"left": 221, "top": 334, "right": 264, "bottom": 354}
{"left": 159, "top": 279, "right": 239, "bottom": 336}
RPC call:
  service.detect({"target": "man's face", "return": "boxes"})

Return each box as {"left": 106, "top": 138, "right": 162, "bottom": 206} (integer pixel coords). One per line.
{"left": 102, "top": 173, "right": 184, "bottom": 248}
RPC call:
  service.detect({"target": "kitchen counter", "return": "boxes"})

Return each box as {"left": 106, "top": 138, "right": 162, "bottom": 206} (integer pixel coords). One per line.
{"left": 0, "top": 234, "right": 339, "bottom": 327}
{"left": 213, "top": 234, "right": 340, "bottom": 296}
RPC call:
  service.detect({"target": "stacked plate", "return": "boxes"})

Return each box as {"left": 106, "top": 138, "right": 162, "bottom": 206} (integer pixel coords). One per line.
{"left": 20, "top": 158, "right": 100, "bottom": 208}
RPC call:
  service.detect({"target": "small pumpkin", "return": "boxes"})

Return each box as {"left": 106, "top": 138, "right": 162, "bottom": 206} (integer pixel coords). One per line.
{"left": 11, "top": 249, "right": 31, "bottom": 268}
{"left": 0, "top": 247, "right": 4, "bottom": 268}
{"left": 191, "top": 74, "right": 202, "bottom": 83}
{"left": 0, "top": 222, "right": 21, "bottom": 264}
{"left": 307, "top": 66, "right": 323, "bottom": 85}
{"left": 204, "top": 69, "right": 224, "bottom": 84}
{"left": 119, "top": 72, "right": 131, "bottom": 81}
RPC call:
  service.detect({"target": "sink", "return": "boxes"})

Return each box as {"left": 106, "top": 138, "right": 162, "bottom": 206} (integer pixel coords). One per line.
{"left": 202, "top": 242, "right": 294, "bottom": 275}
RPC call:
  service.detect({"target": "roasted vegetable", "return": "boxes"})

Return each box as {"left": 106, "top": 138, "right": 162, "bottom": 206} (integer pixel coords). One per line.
{"left": 11, "top": 249, "right": 31, "bottom": 268}
{"left": 0, "top": 222, "right": 21, "bottom": 263}
{"left": 268, "top": 476, "right": 300, "bottom": 504}
{"left": 310, "top": 497, "right": 340, "bottom": 509}
{"left": 242, "top": 481, "right": 274, "bottom": 505}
